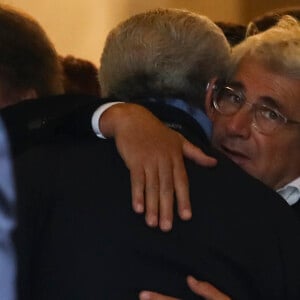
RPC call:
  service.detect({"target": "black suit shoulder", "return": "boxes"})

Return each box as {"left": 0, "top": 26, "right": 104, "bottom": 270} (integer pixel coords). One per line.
{"left": 292, "top": 200, "right": 300, "bottom": 219}
{"left": 14, "top": 134, "right": 300, "bottom": 300}
{"left": 0, "top": 94, "right": 104, "bottom": 156}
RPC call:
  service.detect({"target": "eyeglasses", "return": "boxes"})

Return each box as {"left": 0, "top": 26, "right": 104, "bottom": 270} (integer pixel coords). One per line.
{"left": 212, "top": 86, "right": 300, "bottom": 134}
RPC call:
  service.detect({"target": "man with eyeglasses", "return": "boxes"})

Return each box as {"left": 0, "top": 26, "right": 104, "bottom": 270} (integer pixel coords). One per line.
{"left": 8, "top": 9, "right": 300, "bottom": 300}
{"left": 209, "top": 69, "right": 300, "bottom": 205}
{"left": 93, "top": 15, "right": 300, "bottom": 300}
{"left": 212, "top": 84, "right": 300, "bottom": 134}
{"left": 98, "top": 15, "right": 300, "bottom": 220}
{"left": 206, "top": 17, "right": 300, "bottom": 210}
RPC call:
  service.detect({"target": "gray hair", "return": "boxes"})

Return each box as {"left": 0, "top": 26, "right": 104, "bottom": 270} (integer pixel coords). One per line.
{"left": 99, "top": 8, "right": 231, "bottom": 108}
{"left": 228, "top": 15, "right": 300, "bottom": 80}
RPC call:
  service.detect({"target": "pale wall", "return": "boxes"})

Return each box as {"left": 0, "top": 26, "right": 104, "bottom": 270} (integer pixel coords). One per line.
{"left": 2, "top": 0, "right": 300, "bottom": 66}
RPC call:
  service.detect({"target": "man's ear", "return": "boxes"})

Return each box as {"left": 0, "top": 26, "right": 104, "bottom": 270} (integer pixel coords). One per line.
{"left": 205, "top": 78, "right": 217, "bottom": 120}
{"left": 20, "top": 88, "right": 38, "bottom": 101}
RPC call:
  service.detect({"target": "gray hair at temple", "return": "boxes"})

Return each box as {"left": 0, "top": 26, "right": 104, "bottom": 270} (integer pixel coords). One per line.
{"left": 99, "top": 8, "right": 231, "bottom": 109}
{"left": 228, "top": 15, "right": 300, "bottom": 81}
{"left": 0, "top": 4, "right": 63, "bottom": 107}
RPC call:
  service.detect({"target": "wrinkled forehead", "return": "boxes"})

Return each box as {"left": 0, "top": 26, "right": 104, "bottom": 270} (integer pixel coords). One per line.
{"left": 228, "top": 57, "right": 300, "bottom": 116}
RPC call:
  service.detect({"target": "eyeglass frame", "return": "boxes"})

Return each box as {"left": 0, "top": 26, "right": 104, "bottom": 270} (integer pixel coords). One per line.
{"left": 211, "top": 85, "right": 300, "bottom": 135}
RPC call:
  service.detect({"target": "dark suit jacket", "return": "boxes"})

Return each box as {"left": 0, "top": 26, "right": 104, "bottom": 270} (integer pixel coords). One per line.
{"left": 12, "top": 97, "right": 300, "bottom": 300}
{"left": 0, "top": 94, "right": 102, "bottom": 156}
{"left": 293, "top": 201, "right": 300, "bottom": 217}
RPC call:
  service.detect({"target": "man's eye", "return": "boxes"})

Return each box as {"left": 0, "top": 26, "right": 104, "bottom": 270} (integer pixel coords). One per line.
{"left": 223, "top": 90, "right": 242, "bottom": 105}
{"left": 260, "top": 107, "right": 280, "bottom": 121}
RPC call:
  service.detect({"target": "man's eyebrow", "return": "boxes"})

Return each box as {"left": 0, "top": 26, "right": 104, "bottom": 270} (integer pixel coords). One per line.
{"left": 259, "top": 96, "right": 282, "bottom": 110}
{"left": 226, "top": 81, "right": 245, "bottom": 91}
{"left": 227, "top": 81, "right": 282, "bottom": 110}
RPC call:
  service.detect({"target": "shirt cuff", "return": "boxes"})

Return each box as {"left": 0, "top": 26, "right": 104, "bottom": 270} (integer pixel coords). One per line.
{"left": 91, "top": 102, "right": 124, "bottom": 138}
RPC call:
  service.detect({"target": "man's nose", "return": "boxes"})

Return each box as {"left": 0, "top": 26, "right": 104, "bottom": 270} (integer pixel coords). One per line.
{"left": 225, "top": 107, "right": 253, "bottom": 138}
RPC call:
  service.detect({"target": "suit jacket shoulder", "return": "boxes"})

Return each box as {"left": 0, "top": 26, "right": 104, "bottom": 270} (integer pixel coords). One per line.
{"left": 1, "top": 94, "right": 103, "bottom": 156}
{"left": 14, "top": 134, "right": 300, "bottom": 300}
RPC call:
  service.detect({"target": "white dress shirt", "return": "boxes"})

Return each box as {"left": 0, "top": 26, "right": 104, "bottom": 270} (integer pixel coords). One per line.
{"left": 277, "top": 177, "right": 300, "bottom": 206}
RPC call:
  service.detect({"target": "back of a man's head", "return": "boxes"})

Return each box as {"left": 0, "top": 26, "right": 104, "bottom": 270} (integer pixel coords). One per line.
{"left": 99, "top": 8, "right": 230, "bottom": 109}
{"left": 0, "top": 4, "right": 63, "bottom": 108}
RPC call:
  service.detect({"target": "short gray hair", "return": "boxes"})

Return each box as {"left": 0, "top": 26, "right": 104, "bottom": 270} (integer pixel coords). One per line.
{"left": 99, "top": 8, "right": 230, "bottom": 108}
{"left": 228, "top": 15, "right": 300, "bottom": 80}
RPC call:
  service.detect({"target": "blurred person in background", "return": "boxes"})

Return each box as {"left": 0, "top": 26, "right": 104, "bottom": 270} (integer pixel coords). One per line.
{"left": 60, "top": 55, "right": 101, "bottom": 97}
{"left": 0, "top": 4, "right": 63, "bottom": 109}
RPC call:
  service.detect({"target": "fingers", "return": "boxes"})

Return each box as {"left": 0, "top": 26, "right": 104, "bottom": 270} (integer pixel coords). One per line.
{"left": 171, "top": 153, "right": 191, "bottom": 220}
{"left": 131, "top": 167, "right": 145, "bottom": 214}
{"left": 130, "top": 155, "right": 174, "bottom": 231}
{"left": 183, "top": 140, "right": 217, "bottom": 167}
{"left": 158, "top": 157, "right": 174, "bottom": 231}
{"left": 145, "top": 157, "right": 175, "bottom": 231}
{"left": 172, "top": 137, "right": 217, "bottom": 222}
{"left": 139, "top": 291, "right": 180, "bottom": 300}
{"left": 130, "top": 135, "right": 194, "bottom": 231}
{"left": 144, "top": 166, "right": 159, "bottom": 228}
{"left": 187, "top": 276, "right": 231, "bottom": 300}
{"left": 105, "top": 103, "right": 215, "bottom": 231}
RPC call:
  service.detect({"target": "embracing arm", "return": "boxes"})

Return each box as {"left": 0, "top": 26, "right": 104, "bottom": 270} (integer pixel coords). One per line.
{"left": 98, "top": 102, "right": 217, "bottom": 231}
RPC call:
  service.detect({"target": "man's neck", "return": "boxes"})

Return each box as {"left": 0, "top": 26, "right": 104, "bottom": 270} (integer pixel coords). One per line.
{"left": 154, "top": 98, "right": 212, "bottom": 139}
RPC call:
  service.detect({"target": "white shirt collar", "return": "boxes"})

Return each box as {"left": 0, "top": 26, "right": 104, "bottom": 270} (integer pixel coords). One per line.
{"left": 277, "top": 176, "right": 300, "bottom": 206}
